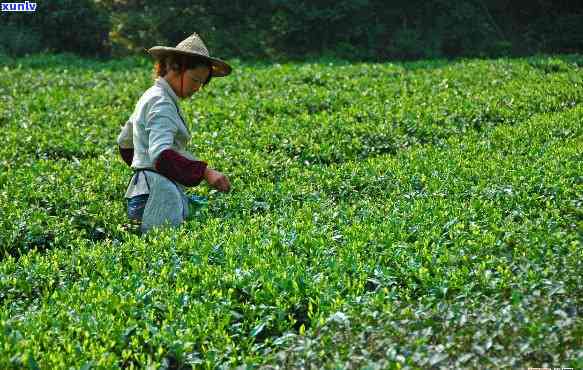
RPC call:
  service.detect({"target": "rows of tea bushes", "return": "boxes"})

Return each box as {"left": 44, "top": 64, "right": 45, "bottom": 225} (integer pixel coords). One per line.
{"left": 0, "top": 54, "right": 581, "bottom": 368}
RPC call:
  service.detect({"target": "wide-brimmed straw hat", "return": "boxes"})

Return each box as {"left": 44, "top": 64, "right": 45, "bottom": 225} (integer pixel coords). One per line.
{"left": 147, "top": 33, "right": 232, "bottom": 77}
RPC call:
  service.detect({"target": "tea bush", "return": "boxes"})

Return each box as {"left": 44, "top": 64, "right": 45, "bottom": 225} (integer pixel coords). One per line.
{"left": 0, "top": 54, "right": 581, "bottom": 368}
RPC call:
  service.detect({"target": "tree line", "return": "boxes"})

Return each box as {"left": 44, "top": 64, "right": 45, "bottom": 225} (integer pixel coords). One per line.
{"left": 1, "top": 0, "right": 581, "bottom": 59}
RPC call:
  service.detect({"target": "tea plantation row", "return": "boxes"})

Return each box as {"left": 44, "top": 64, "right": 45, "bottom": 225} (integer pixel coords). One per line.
{"left": 0, "top": 54, "right": 581, "bottom": 368}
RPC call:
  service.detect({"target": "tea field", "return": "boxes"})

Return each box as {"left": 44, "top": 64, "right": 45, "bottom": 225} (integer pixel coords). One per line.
{"left": 0, "top": 54, "right": 581, "bottom": 368}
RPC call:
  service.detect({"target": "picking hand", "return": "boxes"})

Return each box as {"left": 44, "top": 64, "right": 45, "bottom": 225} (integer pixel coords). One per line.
{"left": 204, "top": 168, "right": 230, "bottom": 192}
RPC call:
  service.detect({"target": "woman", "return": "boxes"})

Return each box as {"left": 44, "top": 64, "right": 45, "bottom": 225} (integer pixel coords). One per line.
{"left": 117, "top": 33, "right": 231, "bottom": 234}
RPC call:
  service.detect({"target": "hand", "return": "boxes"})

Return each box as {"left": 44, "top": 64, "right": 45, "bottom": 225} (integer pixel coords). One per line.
{"left": 204, "top": 168, "right": 230, "bottom": 192}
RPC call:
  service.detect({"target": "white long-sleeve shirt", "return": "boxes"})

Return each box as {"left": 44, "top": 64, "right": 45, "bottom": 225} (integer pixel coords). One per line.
{"left": 117, "top": 77, "right": 200, "bottom": 198}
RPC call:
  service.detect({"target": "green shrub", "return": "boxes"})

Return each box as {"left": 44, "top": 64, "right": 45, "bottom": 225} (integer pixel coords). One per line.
{"left": 2, "top": 0, "right": 110, "bottom": 56}
{"left": 0, "top": 54, "right": 581, "bottom": 368}
{"left": 387, "top": 28, "right": 427, "bottom": 59}
{"left": 4, "top": 0, "right": 583, "bottom": 59}
{"left": 0, "top": 25, "right": 43, "bottom": 57}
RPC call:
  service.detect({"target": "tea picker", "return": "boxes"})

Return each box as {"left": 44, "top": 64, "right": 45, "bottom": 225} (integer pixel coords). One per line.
{"left": 117, "top": 33, "right": 232, "bottom": 234}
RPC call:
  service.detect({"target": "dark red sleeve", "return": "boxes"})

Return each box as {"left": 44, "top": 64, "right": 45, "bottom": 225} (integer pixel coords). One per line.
{"left": 154, "top": 149, "right": 207, "bottom": 187}
{"left": 119, "top": 147, "right": 134, "bottom": 167}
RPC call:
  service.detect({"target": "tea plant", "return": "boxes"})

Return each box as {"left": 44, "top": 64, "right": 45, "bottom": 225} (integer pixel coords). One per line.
{"left": 0, "top": 54, "right": 581, "bottom": 368}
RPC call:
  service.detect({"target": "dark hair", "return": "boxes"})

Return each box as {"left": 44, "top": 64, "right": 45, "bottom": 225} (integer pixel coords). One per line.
{"left": 153, "top": 54, "right": 212, "bottom": 85}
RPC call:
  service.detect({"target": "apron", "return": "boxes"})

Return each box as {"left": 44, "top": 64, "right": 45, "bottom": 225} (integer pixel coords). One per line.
{"left": 127, "top": 169, "right": 207, "bottom": 233}
{"left": 126, "top": 169, "right": 187, "bottom": 233}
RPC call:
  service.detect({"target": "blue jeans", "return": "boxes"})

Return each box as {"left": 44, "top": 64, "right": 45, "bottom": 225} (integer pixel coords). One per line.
{"left": 127, "top": 193, "right": 206, "bottom": 223}
{"left": 127, "top": 194, "right": 149, "bottom": 222}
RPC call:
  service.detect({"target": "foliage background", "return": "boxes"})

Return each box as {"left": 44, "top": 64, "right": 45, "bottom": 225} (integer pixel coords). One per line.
{"left": 0, "top": 53, "right": 581, "bottom": 369}
{"left": 1, "top": 0, "right": 582, "bottom": 59}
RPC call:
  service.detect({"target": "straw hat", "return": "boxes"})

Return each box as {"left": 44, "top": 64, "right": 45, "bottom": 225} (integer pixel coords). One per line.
{"left": 147, "top": 33, "right": 232, "bottom": 77}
